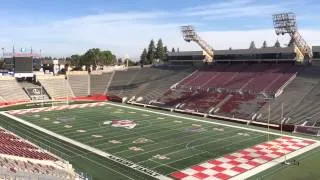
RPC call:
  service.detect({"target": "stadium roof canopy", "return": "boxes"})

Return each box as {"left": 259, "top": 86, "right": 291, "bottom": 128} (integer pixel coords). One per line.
{"left": 167, "top": 47, "right": 295, "bottom": 57}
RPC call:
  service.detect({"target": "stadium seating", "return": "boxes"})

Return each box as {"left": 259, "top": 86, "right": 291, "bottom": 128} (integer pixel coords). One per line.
{"left": 179, "top": 91, "right": 228, "bottom": 113}
{"left": 38, "top": 76, "right": 74, "bottom": 99}
{"left": 107, "top": 67, "right": 194, "bottom": 102}
{"left": 68, "top": 74, "right": 89, "bottom": 97}
{"left": 256, "top": 66, "right": 320, "bottom": 125}
{"left": 0, "top": 128, "right": 57, "bottom": 161}
{"left": 0, "top": 128, "right": 75, "bottom": 179}
{"left": 156, "top": 63, "right": 299, "bottom": 119}
{"left": 0, "top": 156, "right": 74, "bottom": 180}
{"left": 0, "top": 79, "right": 29, "bottom": 103}
{"left": 90, "top": 72, "right": 113, "bottom": 95}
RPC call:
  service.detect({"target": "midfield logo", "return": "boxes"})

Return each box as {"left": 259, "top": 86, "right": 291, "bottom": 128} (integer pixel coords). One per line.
{"left": 104, "top": 120, "right": 137, "bottom": 129}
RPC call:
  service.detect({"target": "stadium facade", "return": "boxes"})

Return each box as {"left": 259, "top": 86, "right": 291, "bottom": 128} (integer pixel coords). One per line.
{"left": 167, "top": 46, "right": 320, "bottom": 66}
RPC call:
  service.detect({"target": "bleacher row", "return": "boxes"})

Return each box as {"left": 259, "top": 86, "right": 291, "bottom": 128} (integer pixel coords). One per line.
{"left": 179, "top": 63, "right": 298, "bottom": 94}
{"left": 154, "top": 64, "right": 298, "bottom": 120}
{"left": 2, "top": 64, "right": 320, "bottom": 126}
{"left": 0, "top": 128, "right": 74, "bottom": 179}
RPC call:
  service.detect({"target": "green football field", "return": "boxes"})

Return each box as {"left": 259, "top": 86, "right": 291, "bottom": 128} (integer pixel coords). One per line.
{"left": 0, "top": 102, "right": 319, "bottom": 180}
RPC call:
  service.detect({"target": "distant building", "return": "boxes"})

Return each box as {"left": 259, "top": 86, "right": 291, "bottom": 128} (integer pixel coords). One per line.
{"left": 166, "top": 46, "right": 320, "bottom": 66}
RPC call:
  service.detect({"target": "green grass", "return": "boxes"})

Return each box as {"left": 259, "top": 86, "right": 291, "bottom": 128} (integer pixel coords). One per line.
{"left": 0, "top": 114, "right": 155, "bottom": 180}
{"left": 1, "top": 102, "right": 319, "bottom": 180}
{"left": 7, "top": 102, "right": 279, "bottom": 178}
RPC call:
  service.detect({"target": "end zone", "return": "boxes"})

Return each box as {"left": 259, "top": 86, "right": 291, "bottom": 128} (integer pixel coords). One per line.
{"left": 170, "top": 137, "right": 319, "bottom": 180}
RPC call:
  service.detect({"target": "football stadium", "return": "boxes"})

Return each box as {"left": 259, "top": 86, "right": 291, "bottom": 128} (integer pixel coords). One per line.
{"left": 0, "top": 11, "right": 320, "bottom": 180}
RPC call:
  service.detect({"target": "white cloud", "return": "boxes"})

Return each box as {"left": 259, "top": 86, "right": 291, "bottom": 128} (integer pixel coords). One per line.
{"left": 0, "top": 1, "right": 318, "bottom": 59}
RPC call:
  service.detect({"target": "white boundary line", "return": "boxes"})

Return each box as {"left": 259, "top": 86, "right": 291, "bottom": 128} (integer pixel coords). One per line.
{"left": 229, "top": 141, "right": 320, "bottom": 180}
{"left": 105, "top": 102, "right": 319, "bottom": 143}
{"left": 0, "top": 111, "right": 171, "bottom": 180}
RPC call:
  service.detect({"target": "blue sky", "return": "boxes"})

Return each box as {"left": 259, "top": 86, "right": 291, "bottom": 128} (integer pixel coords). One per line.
{"left": 0, "top": 0, "right": 319, "bottom": 59}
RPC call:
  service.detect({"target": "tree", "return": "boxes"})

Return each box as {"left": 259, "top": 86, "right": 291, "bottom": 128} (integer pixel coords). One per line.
{"left": 262, "top": 41, "right": 267, "bottom": 48}
{"left": 155, "top": 39, "right": 165, "bottom": 60}
{"left": 125, "top": 58, "right": 137, "bottom": 66}
{"left": 249, "top": 41, "right": 256, "bottom": 49}
{"left": 171, "top": 48, "right": 175, "bottom": 52}
{"left": 163, "top": 46, "right": 168, "bottom": 61}
{"left": 0, "top": 59, "right": 3, "bottom": 69}
{"left": 70, "top": 54, "right": 81, "bottom": 67}
{"left": 101, "top": 50, "right": 113, "bottom": 65}
{"left": 140, "top": 48, "right": 148, "bottom": 64}
{"left": 164, "top": 46, "right": 168, "bottom": 53}
{"left": 82, "top": 48, "right": 100, "bottom": 68}
{"left": 147, "top": 40, "right": 156, "bottom": 64}
{"left": 112, "top": 55, "right": 117, "bottom": 65}
{"left": 274, "top": 40, "right": 281, "bottom": 48}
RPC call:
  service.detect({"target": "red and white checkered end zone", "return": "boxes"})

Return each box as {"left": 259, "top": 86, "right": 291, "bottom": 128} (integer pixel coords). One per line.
{"left": 7, "top": 102, "right": 107, "bottom": 115}
{"left": 171, "top": 137, "right": 315, "bottom": 180}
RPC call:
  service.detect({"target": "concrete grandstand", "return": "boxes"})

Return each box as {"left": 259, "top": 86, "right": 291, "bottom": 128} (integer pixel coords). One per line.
{"left": 1, "top": 45, "right": 320, "bottom": 136}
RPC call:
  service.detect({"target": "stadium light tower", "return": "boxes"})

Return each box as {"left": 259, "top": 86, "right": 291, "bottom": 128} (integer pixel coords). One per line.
{"left": 272, "top": 12, "right": 313, "bottom": 62}
{"left": 181, "top": 25, "right": 215, "bottom": 62}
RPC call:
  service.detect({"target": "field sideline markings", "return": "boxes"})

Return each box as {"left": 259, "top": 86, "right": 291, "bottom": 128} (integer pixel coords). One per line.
{"left": 229, "top": 141, "right": 320, "bottom": 180}
{"left": 150, "top": 134, "right": 266, "bottom": 170}
{"left": 83, "top": 118, "right": 193, "bottom": 145}
{"left": 54, "top": 113, "right": 177, "bottom": 136}
{"left": 128, "top": 127, "right": 242, "bottom": 160}
{"left": 31, "top": 113, "right": 169, "bottom": 138}
{"left": 9, "top": 120, "right": 136, "bottom": 180}
{"left": 113, "top": 126, "right": 228, "bottom": 156}
{"left": 105, "top": 102, "right": 319, "bottom": 143}
{"left": 96, "top": 120, "right": 225, "bottom": 151}
{"left": 149, "top": 159, "right": 180, "bottom": 171}
{"left": 104, "top": 125, "right": 199, "bottom": 152}
{"left": 10, "top": 119, "right": 136, "bottom": 180}
{"left": 83, "top": 118, "right": 195, "bottom": 146}
{"left": 254, "top": 144, "right": 320, "bottom": 179}
{"left": 0, "top": 111, "right": 172, "bottom": 180}
{"left": 80, "top": 156, "right": 137, "bottom": 180}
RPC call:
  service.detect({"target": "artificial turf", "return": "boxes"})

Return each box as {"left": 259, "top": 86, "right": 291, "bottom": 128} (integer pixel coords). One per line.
{"left": 1, "top": 102, "right": 318, "bottom": 180}
{"left": 9, "top": 102, "right": 278, "bottom": 178}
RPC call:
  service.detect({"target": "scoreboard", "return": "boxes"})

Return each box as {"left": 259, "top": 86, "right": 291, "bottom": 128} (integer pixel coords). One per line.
{"left": 14, "top": 57, "right": 33, "bottom": 73}
{"left": 2, "top": 52, "right": 41, "bottom": 77}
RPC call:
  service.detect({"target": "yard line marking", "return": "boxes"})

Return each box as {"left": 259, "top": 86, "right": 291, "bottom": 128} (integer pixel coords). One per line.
{"left": 113, "top": 128, "right": 215, "bottom": 155}
{"left": 128, "top": 128, "right": 242, "bottom": 159}
{"left": 1, "top": 111, "right": 171, "bottom": 180}
{"left": 81, "top": 156, "right": 137, "bottom": 180}
{"left": 149, "top": 159, "right": 180, "bottom": 171}
{"left": 59, "top": 115, "right": 175, "bottom": 136}
{"left": 105, "top": 102, "right": 319, "bottom": 142}
{"left": 150, "top": 134, "right": 266, "bottom": 170}
{"left": 83, "top": 120, "right": 193, "bottom": 145}
{"left": 103, "top": 125, "right": 196, "bottom": 152}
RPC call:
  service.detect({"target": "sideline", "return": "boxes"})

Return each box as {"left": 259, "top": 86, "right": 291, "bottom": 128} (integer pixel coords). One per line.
{"left": 230, "top": 141, "right": 320, "bottom": 180}
{"left": 0, "top": 111, "right": 171, "bottom": 180}
{"left": 106, "top": 102, "right": 319, "bottom": 143}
